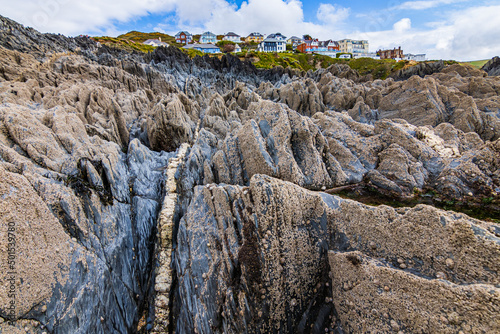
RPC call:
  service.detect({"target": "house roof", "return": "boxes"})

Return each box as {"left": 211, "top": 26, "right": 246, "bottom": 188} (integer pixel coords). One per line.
{"left": 287, "top": 36, "right": 301, "bottom": 40}
{"left": 225, "top": 32, "right": 240, "bottom": 37}
{"left": 183, "top": 43, "right": 220, "bottom": 50}
{"left": 175, "top": 31, "right": 192, "bottom": 37}
{"left": 201, "top": 31, "right": 216, "bottom": 36}
{"left": 247, "top": 32, "right": 263, "bottom": 37}
{"left": 320, "top": 40, "right": 339, "bottom": 47}
{"left": 262, "top": 37, "right": 286, "bottom": 43}
{"left": 267, "top": 33, "right": 287, "bottom": 40}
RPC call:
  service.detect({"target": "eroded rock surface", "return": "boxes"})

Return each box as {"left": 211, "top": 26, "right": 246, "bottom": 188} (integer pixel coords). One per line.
{"left": 0, "top": 14, "right": 498, "bottom": 334}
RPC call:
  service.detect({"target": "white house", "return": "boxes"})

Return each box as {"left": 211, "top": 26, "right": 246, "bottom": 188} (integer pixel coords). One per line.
{"left": 258, "top": 33, "right": 287, "bottom": 53}
{"left": 234, "top": 44, "right": 242, "bottom": 53}
{"left": 405, "top": 53, "right": 426, "bottom": 61}
{"left": 143, "top": 38, "right": 169, "bottom": 47}
{"left": 339, "top": 54, "right": 352, "bottom": 59}
{"left": 223, "top": 32, "right": 241, "bottom": 43}
{"left": 199, "top": 31, "right": 217, "bottom": 44}
{"left": 353, "top": 52, "right": 380, "bottom": 59}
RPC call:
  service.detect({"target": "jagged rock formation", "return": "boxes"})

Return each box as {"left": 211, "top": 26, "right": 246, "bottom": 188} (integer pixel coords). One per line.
{"left": 482, "top": 56, "right": 500, "bottom": 76}
{"left": 0, "top": 15, "right": 498, "bottom": 334}
{"left": 390, "top": 60, "right": 445, "bottom": 81}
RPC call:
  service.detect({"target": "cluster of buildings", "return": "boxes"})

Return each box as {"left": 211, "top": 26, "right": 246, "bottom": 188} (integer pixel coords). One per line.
{"left": 142, "top": 30, "right": 425, "bottom": 61}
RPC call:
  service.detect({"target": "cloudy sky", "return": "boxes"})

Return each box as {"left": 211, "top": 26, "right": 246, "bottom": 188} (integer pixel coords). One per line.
{"left": 1, "top": 0, "right": 499, "bottom": 60}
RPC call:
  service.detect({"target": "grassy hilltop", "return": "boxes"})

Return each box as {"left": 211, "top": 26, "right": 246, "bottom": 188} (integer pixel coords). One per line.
{"left": 93, "top": 31, "right": 183, "bottom": 53}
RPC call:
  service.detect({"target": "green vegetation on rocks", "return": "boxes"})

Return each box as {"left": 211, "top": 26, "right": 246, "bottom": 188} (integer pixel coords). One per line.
{"left": 117, "top": 31, "right": 181, "bottom": 46}
{"left": 92, "top": 36, "right": 156, "bottom": 53}
{"left": 93, "top": 31, "right": 182, "bottom": 53}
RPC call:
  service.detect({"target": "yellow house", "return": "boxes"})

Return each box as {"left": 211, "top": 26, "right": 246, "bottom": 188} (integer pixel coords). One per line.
{"left": 246, "top": 32, "right": 264, "bottom": 43}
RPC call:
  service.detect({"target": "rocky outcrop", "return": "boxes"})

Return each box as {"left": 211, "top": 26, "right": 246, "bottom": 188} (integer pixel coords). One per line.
{"left": 173, "top": 174, "right": 499, "bottom": 333}
{"left": 0, "top": 102, "right": 175, "bottom": 332}
{"left": 0, "top": 15, "right": 96, "bottom": 60}
{"left": 390, "top": 60, "right": 445, "bottom": 81}
{"left": 330, "top": 251, "right": 499, "bottom": 333}
{"left": 482, "top": 56, "right": 500, "bottom": 76}
{"left": 0, "top": 14, "right": 498, "bottom": 334}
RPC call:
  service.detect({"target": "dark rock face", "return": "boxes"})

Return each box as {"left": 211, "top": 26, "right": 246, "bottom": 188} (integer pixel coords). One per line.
{"left": 0, "top": 14, "right": 498, "bottom": 334}
{"left": 390, "top": 60, "right": 445, "bottom": 81}
{"left": 482, "top": 56, "right": 500, "bottom": 76}
{"left": 0, "top": 15, "right": 97, "bottom": 60}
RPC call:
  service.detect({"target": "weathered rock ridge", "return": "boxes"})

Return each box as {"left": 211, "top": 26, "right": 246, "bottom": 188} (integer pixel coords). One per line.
{"left": 0, "top": 15, "right": 498, "bottom": 334}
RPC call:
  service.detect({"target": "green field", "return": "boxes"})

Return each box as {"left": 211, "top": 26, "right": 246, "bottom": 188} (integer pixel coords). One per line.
{"left": 460, "top": 59, "right": 489, "bottom": 69}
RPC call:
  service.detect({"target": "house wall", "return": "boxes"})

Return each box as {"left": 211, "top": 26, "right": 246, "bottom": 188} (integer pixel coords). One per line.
{"left": 339, "top": 39, "right": 369, "bottom": 54}
{"left": 176, "top": 33, "right": 192, "bottom": 44}
{"left": 194, "top": 47, "right": 220, "bottom": 54}
{"left": 223, "top": 36, "right": 240, "bottom": 43}
{"left": 378, "top": 47, "right": 404, "bottom": 59}
{"left": 200, "top": 35, "right": 217, "bottom": 44}
{"left": 246, "top": 36, "right": 264, "bottom": 43}
{"left": 259, "top": 40, "right": 286, "bottom": 52}
{"left": 405, "top": 54, "right": 426, "bottom": 61}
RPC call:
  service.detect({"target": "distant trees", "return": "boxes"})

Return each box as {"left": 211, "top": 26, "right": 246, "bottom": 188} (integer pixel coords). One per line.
{"left": 303, "top": 34, "right": 312, "bottom": 41}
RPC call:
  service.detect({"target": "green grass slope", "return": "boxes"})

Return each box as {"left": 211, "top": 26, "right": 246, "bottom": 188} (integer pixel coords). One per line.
{"left": 93, "top": 31, "right": 183, "bottom": 53}
{"left": 460, "top": 59, "right": 489, "bottom": 69}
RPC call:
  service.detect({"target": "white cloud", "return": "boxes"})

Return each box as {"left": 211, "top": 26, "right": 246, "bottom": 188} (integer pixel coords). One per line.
{"left": 202, "top": 0, "right": 310, "bottom": 37}
{"left": 201, "top": 0, "right": 351, "bottom": 39}
{"left": 394, "top": 0, "right": 467, "bottom": 11}
{"left": 316, "top": 3, "right": 350, "bottom": 26}
{"left": 354, "top": 5, "right": 500, "bottom": 61}
{"left": 393, "top": 18, "right": 411, "bottom": 32}
{"left": 153, "top": 0, "right": 349, "bottom": 40}
{"left": 0, "top": 0, "right": 177, "bottom": 35}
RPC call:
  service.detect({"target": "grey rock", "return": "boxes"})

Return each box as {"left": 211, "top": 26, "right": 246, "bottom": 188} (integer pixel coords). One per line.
{"left": 481, "top": 56, "right": 500, "bottom": 76}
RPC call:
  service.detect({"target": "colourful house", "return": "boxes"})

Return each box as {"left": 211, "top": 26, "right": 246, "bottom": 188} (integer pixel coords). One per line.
{"left": 175, "top": 31, "right": 192, "bottom": 44}
{"left": 297, "top": 39, "right": 339, "bottom": 56}
{"left": 245, "top": 32, "right": 264, "bottom": 43}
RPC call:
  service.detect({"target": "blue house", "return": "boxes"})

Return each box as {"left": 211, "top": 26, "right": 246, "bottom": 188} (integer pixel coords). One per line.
{"left": 183, "top": 44, "right": 220, "bottom": 54}
{"left": 200, "top": 31, "right": 217, "bottom": 44}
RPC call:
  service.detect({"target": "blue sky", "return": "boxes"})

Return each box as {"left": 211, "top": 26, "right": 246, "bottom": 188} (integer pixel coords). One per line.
{"left": 1, "top": 0, "right": 500, "bottom": 60}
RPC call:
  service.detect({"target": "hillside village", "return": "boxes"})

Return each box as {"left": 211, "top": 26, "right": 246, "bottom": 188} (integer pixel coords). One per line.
{"left": 161, "top": 30, "right": 426, "bottom": 61}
